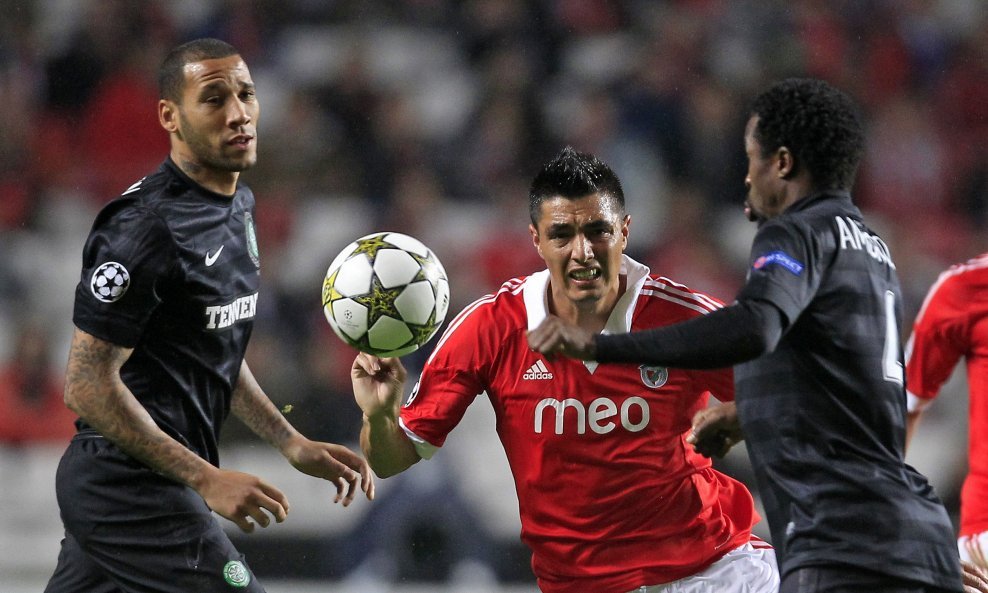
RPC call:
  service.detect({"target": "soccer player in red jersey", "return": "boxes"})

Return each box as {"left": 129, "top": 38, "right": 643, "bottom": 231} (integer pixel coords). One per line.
{"left": 351, "top": 147, "right": 778, "bottom": 593}
{"left": 907, "top": 253, "right": 988, "bottom": 571}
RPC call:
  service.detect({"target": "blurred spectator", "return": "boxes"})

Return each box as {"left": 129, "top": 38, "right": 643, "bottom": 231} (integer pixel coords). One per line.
{"left": 0, "top": 322, "right": 76, "bottom": 445}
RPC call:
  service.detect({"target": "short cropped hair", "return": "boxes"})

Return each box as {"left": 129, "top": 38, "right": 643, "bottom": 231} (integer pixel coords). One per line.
{"left": 158, "top": 38, "right": 241, "bottom": 102}
{"left": 528, "top": 146, "right": 625, "bottom": 225}
{"left": 750, "top": 78, "right": 865, "bottom": 191}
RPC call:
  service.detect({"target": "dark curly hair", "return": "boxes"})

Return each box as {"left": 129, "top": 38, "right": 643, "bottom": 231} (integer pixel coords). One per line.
{"left": 528, "top": 146, "right": 625, "bottom": 225}
{"left": 750, "top": 78, "right": 865, "bottom": 191}
{"left": 158, "top": 38, "right": 240, "bottom": 103}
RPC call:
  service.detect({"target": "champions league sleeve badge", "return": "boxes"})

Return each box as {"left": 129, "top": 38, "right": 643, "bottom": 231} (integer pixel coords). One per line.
{"left": 90, "top": 262, "right": 131, "bottom": 303}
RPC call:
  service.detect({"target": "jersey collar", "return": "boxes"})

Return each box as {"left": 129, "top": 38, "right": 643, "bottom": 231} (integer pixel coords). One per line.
{"left": 523, "top": 254, "right": 651, "bottom": 331}
{"left": 523, "top": 255, "right": 650, "bottom": 371}
{"left": 163, "top": 157, "right": 242, "bottom": 204}
{"left": 786, "top": 189, "right": 854, "bottom": 214}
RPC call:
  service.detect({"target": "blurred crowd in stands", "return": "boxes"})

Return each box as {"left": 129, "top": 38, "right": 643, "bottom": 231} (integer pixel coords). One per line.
{"left": 0, "top": 0, "right": 986, "bottom": 584}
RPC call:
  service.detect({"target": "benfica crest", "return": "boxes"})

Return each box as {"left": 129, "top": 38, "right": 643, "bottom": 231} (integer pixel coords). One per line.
{"left": 639, "top": 365, "right": 668, "bottom": 389}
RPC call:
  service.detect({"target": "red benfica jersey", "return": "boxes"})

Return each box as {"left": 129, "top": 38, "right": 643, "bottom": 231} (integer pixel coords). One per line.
{"left": 907, "top": 253, "right": 988, "bottom": 536}
{"left": 400, "top": 257, "right": 759, "bottom": 593}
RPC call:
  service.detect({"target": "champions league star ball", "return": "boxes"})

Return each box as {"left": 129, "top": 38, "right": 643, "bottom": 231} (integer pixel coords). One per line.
{"left": 322, "top": 232, "right": 450, "bottom": 357}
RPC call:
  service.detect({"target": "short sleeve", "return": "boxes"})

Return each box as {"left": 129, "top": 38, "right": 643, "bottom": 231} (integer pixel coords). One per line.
{"left": 736, "top": 220, "right": 820, "bottom": 327}
{"left": 72, "top": 202, "right": 174, "bottom": 347}
{"left": 399, "top": 303, "right": 493, "bottom": 452}
{"left": 906, "top": 275, "right": 966, "bottom": 403}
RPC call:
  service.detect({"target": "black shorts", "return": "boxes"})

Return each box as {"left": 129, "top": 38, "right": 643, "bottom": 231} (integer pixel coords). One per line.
{"left": 44, "top": 433, "right": 265, "bottom": 593}
{"left": 780, "top": 565, "right": 961, "bottom": 593}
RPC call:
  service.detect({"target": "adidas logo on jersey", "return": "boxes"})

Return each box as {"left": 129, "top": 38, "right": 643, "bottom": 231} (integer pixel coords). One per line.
{"left": 523, "top": 360, "right": 554, "bottom": 380}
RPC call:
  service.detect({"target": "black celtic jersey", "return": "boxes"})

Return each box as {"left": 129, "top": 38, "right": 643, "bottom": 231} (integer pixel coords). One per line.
{"left": 734, "top": 191, "right": 960, "bottom": 588}
{"left": 72, "top": 158, "right": 261, "bottom": 466}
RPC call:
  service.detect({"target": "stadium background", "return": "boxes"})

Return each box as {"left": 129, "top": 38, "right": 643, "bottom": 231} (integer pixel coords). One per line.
{"left": 0, "top": 0, "right": 985, "bottom": 591}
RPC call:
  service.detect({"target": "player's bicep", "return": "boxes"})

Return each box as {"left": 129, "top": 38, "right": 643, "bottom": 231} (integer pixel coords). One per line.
{"left": 64, "top": 327, "right": 133, "bottom": 414}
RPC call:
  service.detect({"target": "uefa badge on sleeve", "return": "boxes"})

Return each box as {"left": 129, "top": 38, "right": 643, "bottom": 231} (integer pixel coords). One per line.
{"left": 90, "top": 262, "right": 131, "bottom": 303}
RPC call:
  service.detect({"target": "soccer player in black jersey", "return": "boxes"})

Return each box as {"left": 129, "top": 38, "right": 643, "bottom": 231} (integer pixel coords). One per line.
{"left": 44, "top": 38, "right": 373, "bottom": 593}
{"left": 528, "top": 78, "right": 975, "bottom": 592}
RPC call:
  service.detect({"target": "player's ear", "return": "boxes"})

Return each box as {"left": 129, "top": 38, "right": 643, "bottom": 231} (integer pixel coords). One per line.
{"left": 529, "top": 223, "right": 543, "bottom": 257}
{"left": 777, "top": 146, "right": 795, "bottom": 179}
{"left": 158, "top": 99, "right": 179, "bottom": 134}
{"left": 621, "top": 214, "right": 631, "bottom": 246}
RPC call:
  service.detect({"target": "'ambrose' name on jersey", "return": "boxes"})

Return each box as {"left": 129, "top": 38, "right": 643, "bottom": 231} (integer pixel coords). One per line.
{"left": 834, "top": 216, "right": 896, "bottom": 269}
{"left": 205, "top": 292, "right": 258, "bottom": 330}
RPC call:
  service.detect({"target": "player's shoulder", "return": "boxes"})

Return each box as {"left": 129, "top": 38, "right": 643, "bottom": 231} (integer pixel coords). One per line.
{"left": 639, "top": 274, "right": 725, "bottom": 316}
{"left": 94, "top": 163, "right": 173, "bottom": 216}
{"left": 944, "top": 253, "right": 988, "bottom": 284}
{"left": 924, "top": 253, "right": 988, "bottom": 306}
{"left": 427, "top": 276, "right": 527, "bottom": 358}
{"left": 455, "top": 276, "right": 527, "bottom": 322}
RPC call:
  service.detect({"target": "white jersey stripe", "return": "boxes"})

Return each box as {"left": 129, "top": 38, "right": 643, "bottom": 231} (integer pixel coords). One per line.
{"left": 641, "top": 288, "right": 719, "bottom": 316}
{"left": 912, "top": 254, "right": 988, "bottom": 329}
{"left": 644, "top": 277, "right": 723, "bottom": 312}
{"left": 427, "top": 278, "right": 525, "bottom": 364}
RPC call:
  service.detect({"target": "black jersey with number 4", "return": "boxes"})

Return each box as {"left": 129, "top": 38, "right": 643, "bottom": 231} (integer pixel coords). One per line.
{"left": 734, "top": 191, "right": 961, "bottom": 588}
{"left": 72, "top": 158, "right": 261, "bottom": 467}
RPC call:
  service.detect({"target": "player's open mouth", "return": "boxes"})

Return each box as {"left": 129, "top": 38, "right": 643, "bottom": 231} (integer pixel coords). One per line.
{"left": 228, "top": 135, "right": 253, "bottom": 148}
{"left": 569, "top": 268, "right": 600, "bottom": 281}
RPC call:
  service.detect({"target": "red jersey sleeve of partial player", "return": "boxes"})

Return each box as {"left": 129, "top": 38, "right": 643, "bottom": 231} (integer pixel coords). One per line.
{"left": 907, "top": 273, "right": 968, "bottom": 401}
{"left": 399, "top": 296, "right": 498, "bottom": 449}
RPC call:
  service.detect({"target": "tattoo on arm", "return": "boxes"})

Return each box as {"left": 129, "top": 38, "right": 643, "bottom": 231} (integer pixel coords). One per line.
{"left": 64, "top": 328, "right": 210, "bottom": 487}
{"left": 231, "top": 361, "right": 297, "bottom": 450}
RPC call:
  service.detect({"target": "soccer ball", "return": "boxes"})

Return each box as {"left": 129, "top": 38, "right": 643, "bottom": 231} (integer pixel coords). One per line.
{"left": 321, "top": 232, "right": 450, "bottom": 357}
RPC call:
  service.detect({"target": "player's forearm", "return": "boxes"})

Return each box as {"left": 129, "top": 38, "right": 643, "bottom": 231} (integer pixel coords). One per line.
{"left": 64, "top": 329, "right": 215, "bottom": 488}
{"left": 360, "top": 412, "right": 419, "bottom": 478}
{"left": 595, "top": 299, "right": 785, "bottom": 368}
{"left": 904, "top": 408, "right": 923, "bottom": 453}
{"left": 231, "top": 361, "right": 301, "bottom": 453}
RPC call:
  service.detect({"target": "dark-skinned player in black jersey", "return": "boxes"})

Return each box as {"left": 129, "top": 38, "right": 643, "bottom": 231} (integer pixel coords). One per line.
{"left": 528, "top": 78, "right": 988, "bottom": 593}
{"left": 44, "top": 38, "right": 373, "bottom": 593}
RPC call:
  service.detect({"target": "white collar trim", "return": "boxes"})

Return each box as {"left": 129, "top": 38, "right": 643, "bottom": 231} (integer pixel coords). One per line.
{"left": 523, "top": 255, "right": 650, "bottom": 372}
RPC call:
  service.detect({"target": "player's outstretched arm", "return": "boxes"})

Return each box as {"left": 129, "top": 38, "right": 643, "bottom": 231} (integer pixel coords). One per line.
{"left": 63, "top": 327, "right": 290, "bottom": 532}
{"left": 232, "top": 361, "right": 374, "bottom": 505}
{"left": 351, "top": 353, "right": 421, "bottom": 478}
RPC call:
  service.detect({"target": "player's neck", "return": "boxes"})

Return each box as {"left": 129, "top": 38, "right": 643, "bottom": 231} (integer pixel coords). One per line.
{"left": 170, "top": 151, "right": 240, "bottom": 196}
{"left": 548, "top": 275, "right": 625, "bottom": 334}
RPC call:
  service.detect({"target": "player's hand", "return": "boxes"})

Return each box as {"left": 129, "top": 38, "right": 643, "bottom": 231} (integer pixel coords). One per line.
{"left": 686, "top": 402, "right": 744, "bottom": 458}
{"left": 351, "top": 353, "right": 407, "bottom": 418}
{"left": 196, "top": 466, "right": 290, "bottom": 533}
{"left": 527, "top": 315, "right": 597, "bottom": 360}
{"left": 963, "top": 560, "right": 988, "bottom": 593}
{"left": 283, "top": 436, "right": 375, "bottom": 505}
